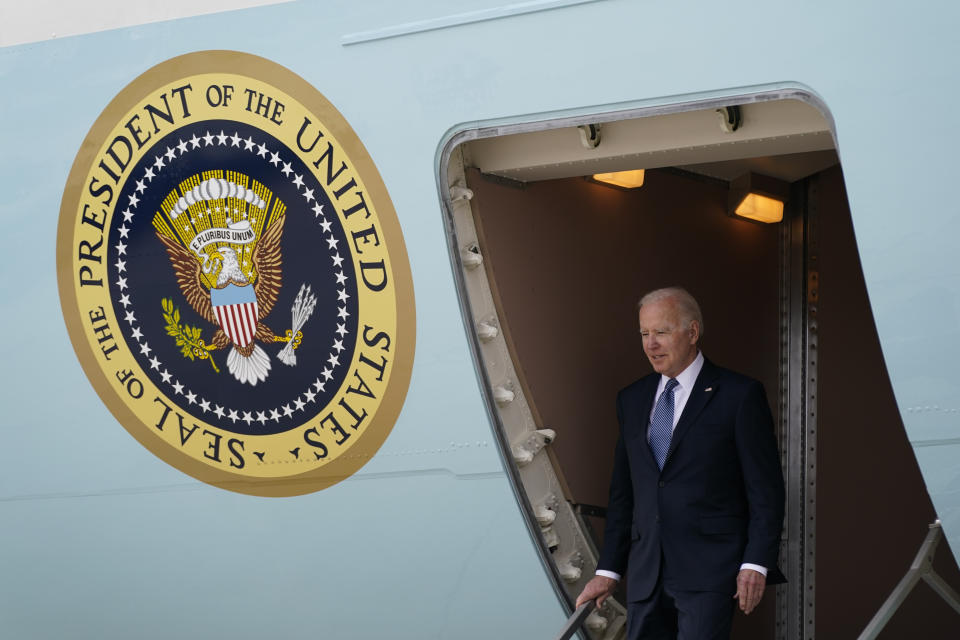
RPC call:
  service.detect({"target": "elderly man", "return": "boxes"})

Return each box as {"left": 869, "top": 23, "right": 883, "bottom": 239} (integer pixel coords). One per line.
{"left": 576, "top": 287, "right": 785, "bottom": 640}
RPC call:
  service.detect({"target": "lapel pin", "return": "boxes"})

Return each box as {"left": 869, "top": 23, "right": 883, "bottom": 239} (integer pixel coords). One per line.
{"left": 704, "top": 387, "right": 713, "bottom": 392}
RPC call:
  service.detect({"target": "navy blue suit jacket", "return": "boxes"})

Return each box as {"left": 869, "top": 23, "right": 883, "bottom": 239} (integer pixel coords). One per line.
{"left": 597, "top": 359, "right": 786, "bottom": 601}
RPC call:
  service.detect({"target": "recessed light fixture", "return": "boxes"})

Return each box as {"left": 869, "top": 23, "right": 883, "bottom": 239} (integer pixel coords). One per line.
{"left": 592, "top": 169, "right": 646, "bottom": 189}
{"left": 728, "top": 172, "right": 789, "bottom": 223}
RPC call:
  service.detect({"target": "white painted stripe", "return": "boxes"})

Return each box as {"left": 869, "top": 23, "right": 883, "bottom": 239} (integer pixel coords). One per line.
{"left": 237, "top": 302, "right": 253, "bottom": 344}
{"left": 238, "top": 303, "right": 255, "bottom": 346}
{"left": 214, "top": 306, "right": 233, "bottom": 346}
{"left": 218, "top": 304, "right": 237, "bottom": 347}
{"left": 228, "top": 304, "right": 248, "bottom": 347}
{"left": 241, "top": 302, "right": 258, "bottom": 343}
{"left": 214, "top": 306, "right": 225, "bottom": 336}
{"left": 234, "top": 305, "right": 248, "bottom": 347}
{"left": 226, "top": 305, "right": 241, "bottom": 346}
{"left": 1, "top": 1, "right": 293, "bottom": 48}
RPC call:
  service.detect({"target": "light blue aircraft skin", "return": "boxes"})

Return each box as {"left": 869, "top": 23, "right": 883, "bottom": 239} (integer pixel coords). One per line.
{"left": 1, "top": 1, "right": 958, "bottom": 637}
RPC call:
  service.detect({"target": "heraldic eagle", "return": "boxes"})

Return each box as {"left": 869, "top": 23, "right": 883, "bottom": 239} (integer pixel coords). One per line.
{"left": 155, "top": 213, "right": 290, "bottom": 386}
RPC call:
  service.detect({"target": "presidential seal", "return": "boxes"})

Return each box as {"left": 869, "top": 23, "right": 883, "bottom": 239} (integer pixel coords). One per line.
{"left": 57, "top": 51, "right": 415, "bottom": 496}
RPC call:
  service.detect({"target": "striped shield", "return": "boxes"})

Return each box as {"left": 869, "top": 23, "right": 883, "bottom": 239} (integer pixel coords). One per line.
{"left": 210, "top": 283, "right": 259, "bottom": 347}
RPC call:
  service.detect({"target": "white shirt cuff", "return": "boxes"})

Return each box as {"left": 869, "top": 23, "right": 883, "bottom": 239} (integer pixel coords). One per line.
{"left": 595, "top": 569, "right": 621, "bottom": 581}
{"left": 739, "top": 563, "right": 767, "bottom": 576}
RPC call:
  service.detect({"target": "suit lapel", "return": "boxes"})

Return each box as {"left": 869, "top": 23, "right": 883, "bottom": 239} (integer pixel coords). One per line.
{"left": 663, "top": 360, "right": 721, "bottom": 469}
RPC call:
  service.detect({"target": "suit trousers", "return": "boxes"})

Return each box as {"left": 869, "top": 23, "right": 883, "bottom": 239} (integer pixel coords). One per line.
{"left": 626, "top": 573, "right": 735, "bottom": 640}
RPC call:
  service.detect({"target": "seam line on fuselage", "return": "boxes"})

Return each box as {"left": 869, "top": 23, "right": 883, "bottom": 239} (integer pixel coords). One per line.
{"left": 341, "top": 0, "right": 606, "bottom": 45}
{"left": 910, "top": 437, "right": 960, "bottom": 448}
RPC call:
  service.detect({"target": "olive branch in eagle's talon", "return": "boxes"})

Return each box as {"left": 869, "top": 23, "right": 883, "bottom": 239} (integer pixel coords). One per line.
{"left": 161, "top": 298, "right": 220, "bottom": 374}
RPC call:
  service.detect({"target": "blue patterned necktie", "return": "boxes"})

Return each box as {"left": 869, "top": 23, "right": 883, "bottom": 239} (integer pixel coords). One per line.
{"left": 649, "top": 378, "right": 679, "bottom": 470}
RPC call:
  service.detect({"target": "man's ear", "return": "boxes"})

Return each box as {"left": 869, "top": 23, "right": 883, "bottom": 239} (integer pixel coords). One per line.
{"left": 689, "top": 320, "right": 700, "bottom": 344}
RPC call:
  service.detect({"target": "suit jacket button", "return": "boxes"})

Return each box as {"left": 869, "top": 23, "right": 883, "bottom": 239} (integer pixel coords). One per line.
{"left": 658, "top": 481, "right": 665, "bottom": 488}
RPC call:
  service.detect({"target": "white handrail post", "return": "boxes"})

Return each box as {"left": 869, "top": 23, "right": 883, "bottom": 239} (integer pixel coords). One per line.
{"left": 857, "top": 521, "right": 960, "bottom": 639}
{"left": 554, "top": 601, "right": 595, "bottom": 640}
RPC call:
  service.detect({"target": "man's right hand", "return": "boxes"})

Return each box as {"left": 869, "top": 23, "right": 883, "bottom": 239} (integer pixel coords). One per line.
{"left": 575, "top": 575, "right": 618, "bottom": 608}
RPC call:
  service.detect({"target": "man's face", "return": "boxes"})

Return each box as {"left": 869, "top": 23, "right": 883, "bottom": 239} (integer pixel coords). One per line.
{"left": 638, "top": 298, "right": 700, "bottom": 378}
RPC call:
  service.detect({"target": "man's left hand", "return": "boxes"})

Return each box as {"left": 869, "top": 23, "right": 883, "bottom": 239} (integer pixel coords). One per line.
{"left": 734, "top": 569, "right": 766, "bottom": 614}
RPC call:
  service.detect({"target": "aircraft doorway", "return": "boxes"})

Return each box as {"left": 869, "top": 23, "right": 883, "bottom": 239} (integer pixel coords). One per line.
{"left": 440, "top": 96, "right": 960, "bottom": 639}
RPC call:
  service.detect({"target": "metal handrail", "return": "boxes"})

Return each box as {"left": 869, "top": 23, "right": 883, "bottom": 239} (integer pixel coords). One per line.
{"left": 857, "top": 520, "right": 960, "bottom": 639}
{"left": 554, "top": 601, "right": 595, "bottom": 640}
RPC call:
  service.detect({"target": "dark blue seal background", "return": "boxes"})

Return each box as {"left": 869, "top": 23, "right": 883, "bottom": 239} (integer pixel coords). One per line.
{"left": 109, "top": 119, "right": 359, "bottom": 436}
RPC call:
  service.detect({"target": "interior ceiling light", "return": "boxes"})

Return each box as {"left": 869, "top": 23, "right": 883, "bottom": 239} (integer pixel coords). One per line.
{"left": 728, "top": 172, "right": 789, "bottom": 223}
{"left": 592, "top": 169, "right": 645, "bottom": 189}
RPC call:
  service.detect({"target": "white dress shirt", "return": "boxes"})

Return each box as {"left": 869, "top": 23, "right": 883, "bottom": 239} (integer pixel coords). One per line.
{"left": 648, "top": 351, "right": 704, "bottom": 435}
{"left": 596, "top": 352, "right": 767, "bottom": 582}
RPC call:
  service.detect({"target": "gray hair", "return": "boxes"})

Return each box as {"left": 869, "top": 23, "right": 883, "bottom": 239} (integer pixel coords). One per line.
{"left": 637, "top": 287, "right": 704, "bottom": 338}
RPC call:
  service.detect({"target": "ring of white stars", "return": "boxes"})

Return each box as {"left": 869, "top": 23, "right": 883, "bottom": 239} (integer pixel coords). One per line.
{"left": 113, "top": 128, "right": 354, "bottom": 429}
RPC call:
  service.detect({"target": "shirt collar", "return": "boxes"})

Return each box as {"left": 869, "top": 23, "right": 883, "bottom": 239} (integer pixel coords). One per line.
{"left": 662, "top": 351, "right": 704, "bottom": 392}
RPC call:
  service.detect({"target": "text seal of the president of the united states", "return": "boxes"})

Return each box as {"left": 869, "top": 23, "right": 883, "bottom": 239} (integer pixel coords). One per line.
{"left": 57, "top": 51, "right": 415, "bottom": 496}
